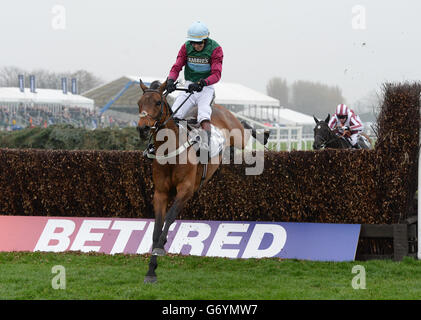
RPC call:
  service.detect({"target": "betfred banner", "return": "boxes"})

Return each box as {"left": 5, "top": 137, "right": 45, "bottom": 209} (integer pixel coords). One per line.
{"left": 0, "top": 216, "right": 360, "bottom": 261}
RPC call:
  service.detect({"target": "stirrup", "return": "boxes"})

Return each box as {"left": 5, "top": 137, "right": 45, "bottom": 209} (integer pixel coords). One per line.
{"left": 143, "top": 143, "right": 155, "bottom": 157}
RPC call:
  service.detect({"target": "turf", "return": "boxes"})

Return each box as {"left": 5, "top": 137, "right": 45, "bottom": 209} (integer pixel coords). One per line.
{"left": 0, "top": 251, "right": 420, "bottom": 300}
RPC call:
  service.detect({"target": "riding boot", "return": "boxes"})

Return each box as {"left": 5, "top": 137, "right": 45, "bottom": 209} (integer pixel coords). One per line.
{"left": 196, "top": 129, "right": 211, "bottom": 162}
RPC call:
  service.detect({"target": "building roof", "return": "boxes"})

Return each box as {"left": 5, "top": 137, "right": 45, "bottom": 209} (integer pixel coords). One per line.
{"left": 0, "top": 87, "right": 94, "bottom": 110}
{"left": 213, "top": 82, "right": 279, "bottom": 106}
{"left": 82, "top": 76, "right": 280, "bottom": 109}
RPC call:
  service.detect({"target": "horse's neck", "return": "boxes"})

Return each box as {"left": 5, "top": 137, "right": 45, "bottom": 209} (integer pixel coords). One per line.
{"left": 329, "top": 131, "right": 349, "bottom": 148}
{"left": 153, "top": 120, "right": 182, "bottom": 149}
{"left": 327, "top": 129, "right": 342, "bottom": 148}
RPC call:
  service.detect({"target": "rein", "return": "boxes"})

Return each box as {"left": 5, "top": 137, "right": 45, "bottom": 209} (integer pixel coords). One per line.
{"left": 141, "top": 88, "right": 194, "bottom": 159}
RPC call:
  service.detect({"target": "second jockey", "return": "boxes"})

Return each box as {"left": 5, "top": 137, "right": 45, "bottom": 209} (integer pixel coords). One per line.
{"left": 328, "top": 104, "right": 364, "bottom": 148}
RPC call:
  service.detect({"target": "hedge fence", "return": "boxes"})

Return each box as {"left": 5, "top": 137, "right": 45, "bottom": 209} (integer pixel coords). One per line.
{"left": 0, "top": 83, "right": 419, "bottom": 224}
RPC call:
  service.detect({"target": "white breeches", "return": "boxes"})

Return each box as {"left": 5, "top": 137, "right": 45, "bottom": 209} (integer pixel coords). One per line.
{"left": 171, "top": 81, "right": 214, "bottom": 124}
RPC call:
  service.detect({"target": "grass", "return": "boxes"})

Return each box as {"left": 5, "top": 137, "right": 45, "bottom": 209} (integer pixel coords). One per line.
{"left": 0, "top": 252, "right": 420, "bottom": 300}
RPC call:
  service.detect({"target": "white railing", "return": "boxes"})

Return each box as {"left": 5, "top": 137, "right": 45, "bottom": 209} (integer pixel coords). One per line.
{"left": 233, "top": 113, "right": 314, "bottom": 151}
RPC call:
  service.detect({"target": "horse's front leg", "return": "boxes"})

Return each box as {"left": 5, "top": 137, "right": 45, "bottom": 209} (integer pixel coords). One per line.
{"left": 153, "top": 182, "right": 195, "bottom": 255}
{"left": 144, "top": 191, "right": 168, "bottom": 283}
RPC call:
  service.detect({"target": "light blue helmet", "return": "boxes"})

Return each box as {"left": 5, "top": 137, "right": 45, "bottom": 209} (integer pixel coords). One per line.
{"left": 187, "top": 21, "right": 210, "bottom": 42}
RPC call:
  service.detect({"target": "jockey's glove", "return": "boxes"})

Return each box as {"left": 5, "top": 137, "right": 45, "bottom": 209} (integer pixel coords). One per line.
{"left": 166, "top": 78, "right": 176, "bottom": 93}
{"left": 188, "top": 79, "right": 207, "bottom": 93}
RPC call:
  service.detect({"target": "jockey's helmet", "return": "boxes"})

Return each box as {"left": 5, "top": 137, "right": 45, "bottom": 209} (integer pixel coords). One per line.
{"left": 336, "top": 104, "right": 349, "bottom": 118}
{"left": 187, "top": 21, "right": 210, "bottom": 42}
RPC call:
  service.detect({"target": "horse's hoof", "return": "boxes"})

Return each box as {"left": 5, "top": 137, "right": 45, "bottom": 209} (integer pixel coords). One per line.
{"left": 152, "top": 248, "right": 166, "bottom": 256}
{"left": 144, "top": 275, "right": 157, "bottom": 284}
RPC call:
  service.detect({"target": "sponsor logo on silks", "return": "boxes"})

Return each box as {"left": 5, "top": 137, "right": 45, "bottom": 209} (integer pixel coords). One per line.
{"left": 187, "top": 56, "right": 211, "bottom": 72}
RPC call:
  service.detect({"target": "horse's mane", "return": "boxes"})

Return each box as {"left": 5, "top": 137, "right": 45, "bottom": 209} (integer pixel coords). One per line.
{"left": 149, "top": 80, "right": 162, "bottom": 90}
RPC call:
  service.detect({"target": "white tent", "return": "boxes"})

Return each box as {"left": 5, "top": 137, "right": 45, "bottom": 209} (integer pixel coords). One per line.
{"left": 0, "top": 87, "right": 94, "bottom": 110}
{"left": 213, "top": 82, "right": 279, "bottom": 107}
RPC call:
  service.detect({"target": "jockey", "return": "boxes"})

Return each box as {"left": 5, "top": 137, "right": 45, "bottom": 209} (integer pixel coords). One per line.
{"left": 165, "top": 21, "right": 224, "bottom": 155}
{"left": 328, "top": 104, "right": 364, "bottom": 148}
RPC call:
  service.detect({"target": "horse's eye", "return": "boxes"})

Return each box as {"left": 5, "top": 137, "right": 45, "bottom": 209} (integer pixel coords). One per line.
{"left": 155, "top": 101, "right": 161, "bottom": 106}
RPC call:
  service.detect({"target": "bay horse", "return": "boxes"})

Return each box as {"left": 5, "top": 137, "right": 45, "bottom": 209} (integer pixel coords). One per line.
{"left": 136, "top": 79, "right": 255, "bottom": 283}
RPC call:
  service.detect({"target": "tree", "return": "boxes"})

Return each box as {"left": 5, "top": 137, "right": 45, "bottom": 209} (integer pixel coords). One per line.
{"left": 0, "top": 66, "right": 25, "bottom": 87}
{"left": 69, "top": 70, "right": 103, "bottom": 94}
{"left": 266, "top": 77, "right": 288, "bottom": 106}
{"left": 290, "top": 80, "right": 345, "bottom": 117}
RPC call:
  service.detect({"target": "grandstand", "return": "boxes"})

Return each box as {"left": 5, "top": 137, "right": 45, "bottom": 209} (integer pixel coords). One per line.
{"left": 0, "top": 87, "right": 96, "bottom": 130}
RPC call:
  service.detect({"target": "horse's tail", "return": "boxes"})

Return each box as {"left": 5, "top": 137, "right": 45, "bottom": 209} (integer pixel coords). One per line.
{"left": 240, "top": 120, "right": 270, "bottom": 145}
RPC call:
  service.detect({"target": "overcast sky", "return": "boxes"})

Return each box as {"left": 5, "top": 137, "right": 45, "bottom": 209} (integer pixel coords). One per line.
{"left": 1, "top": 0, "right": 420, "bottom": 107}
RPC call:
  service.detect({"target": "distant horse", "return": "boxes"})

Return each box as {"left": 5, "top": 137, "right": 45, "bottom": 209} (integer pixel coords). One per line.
{"left": 313, "top": 114, "right": 371, "bottom": 150}
{"left": 136, "top": 79, "right": 267, "bottom": 283}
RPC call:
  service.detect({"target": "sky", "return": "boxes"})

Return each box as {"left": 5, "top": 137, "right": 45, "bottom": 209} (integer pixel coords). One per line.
{"left": 1, "top": 0, "right": 420, "bottom": 109}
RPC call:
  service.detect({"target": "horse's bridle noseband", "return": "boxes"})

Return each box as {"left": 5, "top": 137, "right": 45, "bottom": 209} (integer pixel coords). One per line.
{"left": 139, "top": 89, "right": 171, "bottom": 131}
{"left": 314, "top": 123, "right": 338, "bottom": 149}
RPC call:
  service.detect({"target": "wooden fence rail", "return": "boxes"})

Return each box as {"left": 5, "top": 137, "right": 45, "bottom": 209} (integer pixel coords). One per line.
{"left": 357, "top": 216, "right": 417, "bottom": 261}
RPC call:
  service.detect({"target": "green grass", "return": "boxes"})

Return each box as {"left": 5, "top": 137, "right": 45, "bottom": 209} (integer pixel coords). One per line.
{"left": 0, "top": 252, "right": 420, "bottom": 300}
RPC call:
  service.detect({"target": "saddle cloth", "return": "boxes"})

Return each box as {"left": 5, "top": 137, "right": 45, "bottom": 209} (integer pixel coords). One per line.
{"left": 176, "top": 120, "right": 226, "bottom": 158}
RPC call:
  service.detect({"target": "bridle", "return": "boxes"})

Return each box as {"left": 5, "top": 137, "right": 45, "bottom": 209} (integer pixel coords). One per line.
{"left": 138, "top": 89, "right": 171, "bottom": 132}
{"left": 314, "top": 123, "right": 340, "bottom": 149}
{"left": 139, "top": 87, "right": 193, "bottom": 133}
{"left": 139, "top": 87, "right": 195, "bottom": 160}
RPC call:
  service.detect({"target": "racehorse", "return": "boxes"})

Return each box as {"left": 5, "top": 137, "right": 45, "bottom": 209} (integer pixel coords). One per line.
{"left": 313, "top": 114, "right": 371, "bottom": 150}
{"left": 136, "top": 79, "right": 266, "bottom": 283}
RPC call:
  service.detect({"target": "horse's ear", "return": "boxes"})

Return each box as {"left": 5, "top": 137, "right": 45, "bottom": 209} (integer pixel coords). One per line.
{"left": 139, "top": 78, "right": 149, "bottom": 93}
{"left": 313, "top": 115, "right": 319, "bottom": 124}
{"left": 325, "top": 114, "right": 330, "bottom": 123}
{"left": 158, "top": 80, "right": 167, "bottom": 94}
